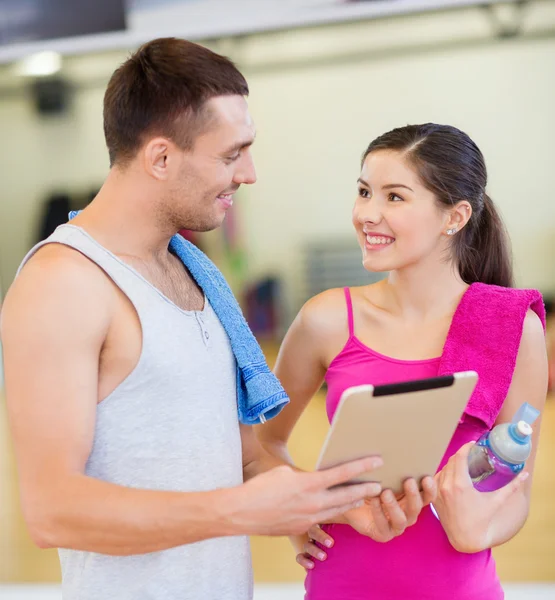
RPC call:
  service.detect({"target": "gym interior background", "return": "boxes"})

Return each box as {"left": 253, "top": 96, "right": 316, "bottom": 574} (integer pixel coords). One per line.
{"left": 1, "top": 1, "right": 554, "bottom": 598}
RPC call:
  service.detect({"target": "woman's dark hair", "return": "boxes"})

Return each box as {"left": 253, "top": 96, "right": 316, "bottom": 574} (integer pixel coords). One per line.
{"left": 363, "top": 124, "right": 513, "bottom": 288}
{"left": 104, "top": 37, "right": 249, "bottom": 167}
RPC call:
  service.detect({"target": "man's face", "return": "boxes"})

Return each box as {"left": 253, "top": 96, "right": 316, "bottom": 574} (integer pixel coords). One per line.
{"left": 167, "top": 95, "right": 257, "bottom": 231}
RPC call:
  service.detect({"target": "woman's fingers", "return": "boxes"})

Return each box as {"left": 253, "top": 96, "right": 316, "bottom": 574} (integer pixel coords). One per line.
{"left": 294, "top": 524, "right": 334, "bottom": 571}
{"left": 307, "top": 524, "right": 334, "bottom": 548}
{"left": 368, "top": 495, "right": 392, "bottom": 535}
{"left": 380, "top": 489, "right": 408, "bottom": 535}
{"left": 400, "top": 478, "right": 423, "bottom": 527}
{"left": 420, "top": 476, "right": 438, "bottom": 506}
{"left": 440, "top": 453, "right": 457, "bottom": 489}
{"left": 454, "top": 442, "right": 475, "bottom": 483}
{"left": 296, "top": 553, "right": 315, "bottom": 570}
{"left": 303, "top": 540, "right": 328, "bottom": 561}
{"left": 490, "top": 470, "right": 529, "bottom": 509}
{"left": 296, "top": 525, "right": 332, "bottom": 570}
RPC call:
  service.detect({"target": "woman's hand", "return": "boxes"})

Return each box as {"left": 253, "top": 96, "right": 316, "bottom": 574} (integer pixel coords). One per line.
{"left": 295, "top": 525, "right": 334, "bottom": 571}
{"left": 433, "top": 442, "right": 529, "bottom": 553}
{"left": 344, "top": 476, "right": 437, "bottom": 542}
{"left": 295, "top": 475, "right": 437, "bottom": 568}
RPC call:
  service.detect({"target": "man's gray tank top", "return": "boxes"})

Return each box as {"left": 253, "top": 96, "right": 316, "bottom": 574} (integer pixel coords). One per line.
{"left": 19, "top": 224, "right": 252, "bottom": 600}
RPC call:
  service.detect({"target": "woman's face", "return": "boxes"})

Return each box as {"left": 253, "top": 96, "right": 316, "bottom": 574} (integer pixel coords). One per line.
{"left": 352, "top": 150, "right": 451, "bottom": 273}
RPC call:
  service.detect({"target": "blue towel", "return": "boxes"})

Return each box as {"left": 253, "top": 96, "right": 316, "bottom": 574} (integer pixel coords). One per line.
{"left": 68, "top": 211, "right": 289, "bottom": 425}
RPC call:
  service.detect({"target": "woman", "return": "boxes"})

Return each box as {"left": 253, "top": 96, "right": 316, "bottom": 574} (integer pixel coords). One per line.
{"left": 256, "top": 124, "right": 547, "bottom": 599}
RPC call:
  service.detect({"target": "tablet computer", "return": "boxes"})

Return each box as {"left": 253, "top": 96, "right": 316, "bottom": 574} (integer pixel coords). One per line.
{"left": 315, "top": 371, "right": 478, "bottom": 494}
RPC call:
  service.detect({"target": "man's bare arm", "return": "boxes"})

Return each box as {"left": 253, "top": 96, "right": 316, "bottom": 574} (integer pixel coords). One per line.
{"left": 1, "top": 247, "right": 228, "bottom": 555}
{"left": 1, "top": 246, "right": 383, "bottom": 556}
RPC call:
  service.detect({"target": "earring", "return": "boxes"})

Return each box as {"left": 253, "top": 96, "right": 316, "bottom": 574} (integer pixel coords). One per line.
{"left": 446, "top": 228, "right": 457, "bottom": 236}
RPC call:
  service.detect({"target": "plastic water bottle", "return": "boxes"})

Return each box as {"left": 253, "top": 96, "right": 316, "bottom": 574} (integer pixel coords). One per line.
{"left": 467, "top": 402, "right": 540, "bottom": 492}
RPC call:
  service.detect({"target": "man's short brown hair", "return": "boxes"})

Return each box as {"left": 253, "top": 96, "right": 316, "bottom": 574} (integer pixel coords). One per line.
{"left": 103, "top": 37, "right": 249, "bottom": 167}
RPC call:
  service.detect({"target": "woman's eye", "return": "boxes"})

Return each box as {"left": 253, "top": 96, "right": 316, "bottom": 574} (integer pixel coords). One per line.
{"left": 358, "top": 187, "right": 370, "bottom": 198}
{"left": 389, "top": 192, "right": 404, "bottom": 202}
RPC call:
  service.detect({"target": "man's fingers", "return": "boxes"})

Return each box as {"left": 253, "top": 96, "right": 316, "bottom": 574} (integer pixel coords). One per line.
{"left": 316, "top": 456, "right": 383, "bottom": 490}
{"left": 323, "top": 480, "right": 382, "bottom": 510}
{"left": 317, "top": 498, "right": 369, "bottom": 526}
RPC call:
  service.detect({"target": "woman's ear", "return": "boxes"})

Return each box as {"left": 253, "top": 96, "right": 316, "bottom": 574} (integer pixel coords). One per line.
{"left": 444, "top": 201, "right": 472, "bottom": 236}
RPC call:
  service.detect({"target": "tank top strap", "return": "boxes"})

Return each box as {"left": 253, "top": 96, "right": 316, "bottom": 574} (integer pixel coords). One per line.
{"left": 17, "top": 224, "right": 154, "bottom": 317}
{"left": 343, "top": 287, "right": 355, "bottom": 337}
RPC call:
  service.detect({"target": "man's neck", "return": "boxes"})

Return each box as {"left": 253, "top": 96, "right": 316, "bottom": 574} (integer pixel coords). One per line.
{"left": 71, "top": 171, "right": 177, "bottom": 263}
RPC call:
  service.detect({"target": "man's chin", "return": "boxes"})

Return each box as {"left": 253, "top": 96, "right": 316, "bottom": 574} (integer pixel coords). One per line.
{"left": 180, "top": 218, "right": 224, "bottom": 234}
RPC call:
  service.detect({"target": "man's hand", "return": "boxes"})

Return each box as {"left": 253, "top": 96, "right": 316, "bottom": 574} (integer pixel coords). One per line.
{"left": 225, "top": 456, "right": 383, "bottom": 536}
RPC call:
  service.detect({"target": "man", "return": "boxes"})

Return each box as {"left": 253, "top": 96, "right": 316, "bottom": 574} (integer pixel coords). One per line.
{"left": 0, "top": 38, "right": 384, "bottom": 599}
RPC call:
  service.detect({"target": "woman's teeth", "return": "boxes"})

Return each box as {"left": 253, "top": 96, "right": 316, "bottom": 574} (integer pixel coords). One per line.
{"left": 366, "top": 236, "right": 394, "bottom": 245}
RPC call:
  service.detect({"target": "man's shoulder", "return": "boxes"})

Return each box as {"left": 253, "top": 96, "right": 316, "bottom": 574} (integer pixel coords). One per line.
{"left": 2, "top": 243, "right": 115, "bottom": 337}
{"left": 16, "top": 243, "right": 114, "bottom": 294}
{"left": 22, "top": 241, "right": 98, "bottom": 271}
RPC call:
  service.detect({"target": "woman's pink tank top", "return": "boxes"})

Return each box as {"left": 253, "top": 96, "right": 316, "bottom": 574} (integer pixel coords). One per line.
{"left": 304, "top": 285, "right": 543, "bottom": 600}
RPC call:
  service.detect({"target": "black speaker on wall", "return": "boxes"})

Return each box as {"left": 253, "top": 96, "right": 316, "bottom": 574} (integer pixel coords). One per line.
{"left": 31, "top": 77, "right": 72, "bottom": 116}
{"left": 0, "top": 1, "right": 127, "bottom": 46}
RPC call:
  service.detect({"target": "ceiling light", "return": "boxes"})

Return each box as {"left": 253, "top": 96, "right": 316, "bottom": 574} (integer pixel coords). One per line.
{"left": 14, "top": 51, "right": 62, "bottom": 77}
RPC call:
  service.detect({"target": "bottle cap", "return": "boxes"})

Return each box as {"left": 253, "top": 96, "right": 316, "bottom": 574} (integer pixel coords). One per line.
{"left": 515, "top": 421, "right": 532, "bottom": 438}
{"left": 511, "top": 402, "right": 540, "bottom": 427}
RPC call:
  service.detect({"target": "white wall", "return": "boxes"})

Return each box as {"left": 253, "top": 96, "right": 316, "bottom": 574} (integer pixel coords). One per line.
{"left": 239, "top": 4, "right": 555, "bottom": 307}
{"left": 0, "top": 89, "right": 109, "bottom": 277}
{"left": 0, "top": 3, "right": 554, "bottom": 316}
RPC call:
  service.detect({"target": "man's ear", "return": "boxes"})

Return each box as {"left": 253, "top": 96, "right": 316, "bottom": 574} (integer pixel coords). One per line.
{"left": 142, "top": 137, "right": 174, "bottom": 181}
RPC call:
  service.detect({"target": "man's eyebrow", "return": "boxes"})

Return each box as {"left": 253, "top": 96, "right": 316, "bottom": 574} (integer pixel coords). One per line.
{"left": 223, "top": 132, "right": 257, "bottom": 155}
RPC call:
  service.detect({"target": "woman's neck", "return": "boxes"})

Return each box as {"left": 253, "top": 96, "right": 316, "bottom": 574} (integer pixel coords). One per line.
{"left": 380, "top": 257, "right": 470, "bottom": 321}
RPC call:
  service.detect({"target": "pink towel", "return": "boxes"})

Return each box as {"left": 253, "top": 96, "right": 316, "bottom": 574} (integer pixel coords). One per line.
{"left": 439, "top": 283, "right": 545, "bottom": 428}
